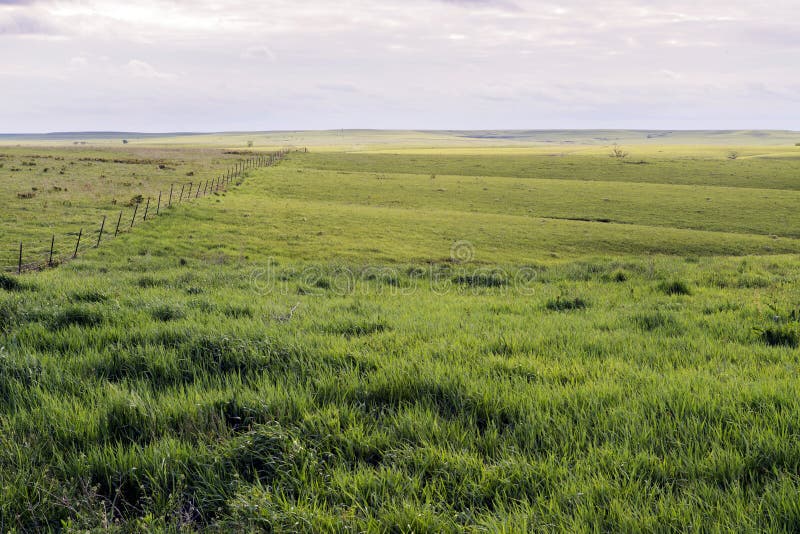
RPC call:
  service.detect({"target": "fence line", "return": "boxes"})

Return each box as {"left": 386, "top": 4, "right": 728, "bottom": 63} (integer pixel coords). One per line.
{"left": 2, "top": 147, "right": 300, "bottom": 275}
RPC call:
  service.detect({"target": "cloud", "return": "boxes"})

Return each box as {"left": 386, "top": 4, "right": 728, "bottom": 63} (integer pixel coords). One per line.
{"left": 123, "top": 59, "right": 175, "bottom": 80}
{"left": 0, "top": 0, "right": 798, "bottom": 131}
{"left": 0, "top": 11, "right": 56, "bottom": 34}
{"left": 241, "top": 45, "right": 276, "bottom": 61}
{"left": 436, "top": 0, "right": 522, "bottom": 12}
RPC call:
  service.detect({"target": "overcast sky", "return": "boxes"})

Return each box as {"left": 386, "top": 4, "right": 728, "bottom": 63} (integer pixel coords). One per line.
{"left": 1, "top": 0, "right": 798, "bottom": 132}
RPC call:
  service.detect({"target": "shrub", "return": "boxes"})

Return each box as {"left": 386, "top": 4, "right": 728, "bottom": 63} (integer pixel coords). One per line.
{"left": 659, "top": 279, "right": 692, "bottom": 296}
{"left": 125, "top": 194, "right": 144, "bottom": 206}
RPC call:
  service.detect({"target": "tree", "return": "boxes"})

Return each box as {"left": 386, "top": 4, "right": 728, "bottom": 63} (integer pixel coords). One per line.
{"left": 610, "top": 144, "right": 628, "bottom": 158}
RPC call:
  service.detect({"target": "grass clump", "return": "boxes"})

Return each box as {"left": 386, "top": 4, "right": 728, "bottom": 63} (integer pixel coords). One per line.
{"left": 756, "top": 325, "right": 799, "bottom": 347}
{"left": 755, "top": 305, "right": 800, "bottom": 347}
{"left": 659, "top": 279, "right": 692, "bottom": 296}
{"left": 452, "top": 272, "right": 507, "bottom": 288}
{"left": 545, "top": 295, "right": 588, "bottom": 311}
{"left": 70, "top": 289, "right": 108, "bottom": 303}
{"left": 51, "top": 305, "right": 104, "bottom": 329}
{"left": 149, "top": 303, "right": 186, "bottom": 322}
{"left": 634, "top": 310, "right": 677, "bottom": 332}
{"left": 605, "top": 268, "right": 629, "bottom": 282}
{"left": 0, "top": 273, "right": 24, "bottom": 292}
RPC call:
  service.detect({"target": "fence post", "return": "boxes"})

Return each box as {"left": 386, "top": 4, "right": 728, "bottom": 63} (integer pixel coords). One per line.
{"left": 114, "top": 210, "right": 123, "bottom": 237}
{"left": 73, "top": 229, "right": 82, "bottom": 258}
{"left": 157, "top": 191, "right": 162, "bottom": 215}
{"left": 48, "top": 235, "right": 55, "bottom": 267}
{"left": 18, "top": 242, "right": 22, "bottom": 274}
{"left": 179, "top": 184, "right": 185, "bottom": 203}
{"left": 168, "top": 184, "right": 173, "bottom": 207}
{"left": 203, "top": 180, "right": 208, "bottom": 195}
{"left": 187, "top": 182, "right": 193, "bottom": 201}
{"left": 143, "top": 197, "right": 150, "bottom": 220}
{"left": 195, "top": 182, "right": 201, "bottom": 198}
{"left": 131, "top": 203, "right": 139, "bottom": 228}
{"left": 96, "top": 215, "right": 106, "bottom": 247}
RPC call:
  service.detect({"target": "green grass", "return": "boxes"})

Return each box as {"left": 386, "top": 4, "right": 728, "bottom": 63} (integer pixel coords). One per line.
{"left": 0, "top": 146, "right": 264, "bottom": 268}
{"left": 1, "top": 138, "right": 800, "bottom": 531}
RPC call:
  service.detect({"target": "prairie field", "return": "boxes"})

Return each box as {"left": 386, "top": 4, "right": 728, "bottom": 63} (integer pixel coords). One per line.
{"left": 1, "top": 132, "right": 800, "bottom": 531}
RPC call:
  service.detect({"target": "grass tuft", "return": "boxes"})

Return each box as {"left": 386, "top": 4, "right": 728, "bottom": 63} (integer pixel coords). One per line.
{"left": 659, "top": 279, "right": 692, "bottom": 296}
{"left": 0, "top": 273, "right": 24, "bottom": 291}
{"left": 545, "top": 295, "right": 588, "bottom": 311}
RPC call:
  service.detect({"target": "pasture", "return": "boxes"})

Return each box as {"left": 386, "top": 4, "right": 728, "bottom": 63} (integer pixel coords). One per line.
{"left": 1, "top": 132, "right": 799, "bottom": 531}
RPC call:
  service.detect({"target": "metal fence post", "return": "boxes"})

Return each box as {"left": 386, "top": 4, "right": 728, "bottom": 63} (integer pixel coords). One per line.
{"left": 96, "top": 215, "right": 106, "bottom": 247}
{"left": 73, "top": 229, "right": 82, "bottom": 258}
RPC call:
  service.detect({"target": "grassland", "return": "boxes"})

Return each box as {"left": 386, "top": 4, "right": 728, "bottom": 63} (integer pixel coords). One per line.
{"left": 1, "top": 133, "right": 800, "bottom": 531}
{"left": 0, "top": 146, "right": 267, "bottom": 269}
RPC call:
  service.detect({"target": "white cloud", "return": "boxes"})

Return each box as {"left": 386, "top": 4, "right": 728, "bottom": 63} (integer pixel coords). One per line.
{"left": 241, "top": 45, "right": 276, "bottom": 61}
{"left": 0, "top": 0, "right": 798, "bottom": 131}
{"left": 123, "top": 59, "right": 175, "bottom": 80}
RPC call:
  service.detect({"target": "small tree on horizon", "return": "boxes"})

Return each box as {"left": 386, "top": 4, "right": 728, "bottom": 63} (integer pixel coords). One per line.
{"left": 610, "top": 143, "right": 628, "bottom": 158}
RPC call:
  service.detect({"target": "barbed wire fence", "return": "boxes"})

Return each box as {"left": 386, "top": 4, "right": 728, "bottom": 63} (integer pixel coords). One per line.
{"left": 1, "top": 147, "right": 305, "bottom": 275}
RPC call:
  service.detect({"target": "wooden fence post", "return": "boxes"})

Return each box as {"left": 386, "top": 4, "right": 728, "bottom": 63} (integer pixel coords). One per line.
{"left": 187, "top": 182, "right": 193, "bottom": 201}
{"left": 96, "top": 215, "right": 106, "bottom": 247}
{"left": 143, "top": 197, "right": 150, "bottom": 220}
{"left": 203, "top": 180, "right": 208, "bottom": 195}
{"left": 73, "top": 229, "right": 82, "bottom": 258}
{"left": 48, "top": 235, "right": 55, "bottom": 267}
{"left": 179, "top": 184, "right": 185, "bottom": 203}
{"left": 131, "top": 203, "right": 139, "bottom": 228}
{"left": 114, "top": 210, "right": 123, "bottom": 237}
{"left": 169, "top": 184, "right": 173, "bottom": 207}
{"left": 18, "top": 242, "right": 22, "bottom": 274}
{"left": 195, "top": 182, "right": 201, "bottom": 198}
{"left": 157, "top": 191, "right": 162, "bottom": 215}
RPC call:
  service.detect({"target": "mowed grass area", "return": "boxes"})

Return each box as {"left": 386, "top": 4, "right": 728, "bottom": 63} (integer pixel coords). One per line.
{"left": 2, "top": 142, "right": 800, "bottom": 531}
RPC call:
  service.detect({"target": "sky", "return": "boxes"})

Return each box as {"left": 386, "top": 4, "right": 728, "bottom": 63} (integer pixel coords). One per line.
{"left": 1, "top": 0, "right": 798, "bottom": 132}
